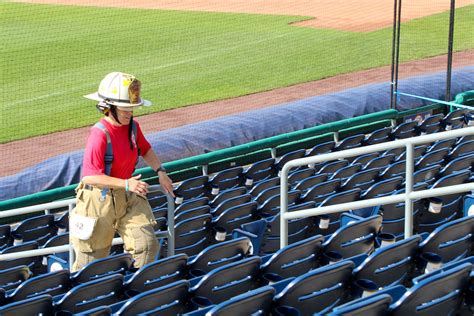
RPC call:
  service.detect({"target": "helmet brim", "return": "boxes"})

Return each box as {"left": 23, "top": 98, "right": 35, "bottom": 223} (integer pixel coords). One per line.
{"left": 84, "top": 92, "right": 152, "bottom": 107}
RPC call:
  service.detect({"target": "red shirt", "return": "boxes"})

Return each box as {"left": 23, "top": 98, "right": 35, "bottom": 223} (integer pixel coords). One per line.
{"left": 82, "top": 118, "right": 151, "bottom": 179}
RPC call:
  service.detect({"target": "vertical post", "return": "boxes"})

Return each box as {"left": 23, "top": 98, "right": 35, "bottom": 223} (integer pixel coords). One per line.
{"left": 166, "top": 193, "right": 175, "bottom": 256}
{"left": 280, "top": 165, "right": 290, "bottom": 248}
{"left": 393, "top": 0, "right": 403, "bottom": 109}
{"left": 69, "top": 245, "right": 75, "bottom": 270}
{"left": 404, "top": 143, "right": 414, "bottom": 238}
{"left": 446, "top": 0, "right": 456, "bottom": 102}
{"left": 390, "top": 0, "right": 399, "bottom": 109}
{"left": 69, "top": 201, "right": 75, "bottom": 270}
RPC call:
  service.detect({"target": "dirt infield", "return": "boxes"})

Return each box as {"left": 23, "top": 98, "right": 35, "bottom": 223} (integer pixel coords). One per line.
{"left": 2, "top": 1, "right": 473, "bottom": 177}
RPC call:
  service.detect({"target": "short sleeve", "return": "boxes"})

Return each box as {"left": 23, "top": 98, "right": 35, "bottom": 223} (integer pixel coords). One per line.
{"left": 81, "top": 127, "right": 107, "bottom": 177}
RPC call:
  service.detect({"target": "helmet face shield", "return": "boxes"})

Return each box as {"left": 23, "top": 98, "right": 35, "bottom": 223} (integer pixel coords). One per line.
{"left": 128, "top": 78, "right": 141, "bottom": 105}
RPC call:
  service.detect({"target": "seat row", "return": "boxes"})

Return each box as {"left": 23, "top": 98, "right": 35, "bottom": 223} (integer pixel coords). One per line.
{"left": 1, "top": 219, "right": 472, "bottom": 315}
{"left": 1, "top": 214, "right": 472, "bottom": 310}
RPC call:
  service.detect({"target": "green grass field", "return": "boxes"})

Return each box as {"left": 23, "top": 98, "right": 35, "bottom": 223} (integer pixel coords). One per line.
{"left": 1, "top": 2, "right": 473, "bottom": 143}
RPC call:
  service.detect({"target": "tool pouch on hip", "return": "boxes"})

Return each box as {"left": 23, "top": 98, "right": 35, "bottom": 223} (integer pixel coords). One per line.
{"left": 70, "top": 214, "right": 97, "bottom": 240}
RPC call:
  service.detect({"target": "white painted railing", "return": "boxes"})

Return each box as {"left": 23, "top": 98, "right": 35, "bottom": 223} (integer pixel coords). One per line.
{"left": 0, "top": 185, "right": 175, "bottom": 270}
{"left": 280, "top": 126, "right": 474, "bottom": 248}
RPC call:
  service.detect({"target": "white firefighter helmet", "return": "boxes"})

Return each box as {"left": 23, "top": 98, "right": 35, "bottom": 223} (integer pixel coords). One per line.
{"left": 84, "top": 72, "right": 152, "bottom": 108}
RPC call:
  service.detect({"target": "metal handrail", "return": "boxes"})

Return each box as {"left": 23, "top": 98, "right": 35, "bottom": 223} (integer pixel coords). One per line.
{"left": 280, "top": 126, "right": 474, "bottom": 248}
{"left": 0, "top": 185, "right": 175, "bottom": 269}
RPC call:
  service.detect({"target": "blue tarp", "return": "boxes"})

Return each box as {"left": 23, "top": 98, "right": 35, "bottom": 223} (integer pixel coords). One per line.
{"left": 1, "top": 66, "right": 473, "bottom": 201}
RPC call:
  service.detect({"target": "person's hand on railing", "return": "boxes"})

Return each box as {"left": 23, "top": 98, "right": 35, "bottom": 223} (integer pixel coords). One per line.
{"left": 158, "top": 172, "right": 175, "bottom": 197}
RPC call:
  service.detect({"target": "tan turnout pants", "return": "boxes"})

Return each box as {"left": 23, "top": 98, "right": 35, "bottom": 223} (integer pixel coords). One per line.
{"left": 70, "top": 182, "right": 158, "bottom": 272}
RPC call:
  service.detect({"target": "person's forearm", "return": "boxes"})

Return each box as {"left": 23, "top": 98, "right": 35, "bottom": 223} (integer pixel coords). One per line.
{"left": 142, "top": 148, "right": 163, "bottom": 171}
{"left": 82, "top": 175, "right": 127, "bottom": 190}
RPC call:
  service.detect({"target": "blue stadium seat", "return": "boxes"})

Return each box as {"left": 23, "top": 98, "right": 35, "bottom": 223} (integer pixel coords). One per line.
{"left": 360, "top": 176, "right": 403, "bottom": 200}
{"left": 254, "top": 186, "right": 280, "bottom": 205}
{"left": 352, "top": 235, "right": 421, "bottom": 289}
{"left": 115, "top": 280, "right": 191, "bottom": 315}
{"left": 211, "top": 194, "right": 252, "bottom": 217}
{"left": 174, "top": 197, "right": 209, "bottom": 215}
{"left": 335, "top": 134, "right": 365, "bottom": 151}
{"left": 187, "top": 237, "right": 252, "bottom": 277}
{"left": 396, "top": 145, "right": 427, "bottom": 162}
{"left": 70, "top": 253, "right": 133, "bottom": 284}
{"left": 388, "top": 262, "right": 472, "bottom": 315}
{"left": 174, "top": 175, "right": 209, "bottom": 201}
{"left": 363, "top": 154, "right": 395, "bottom": 170}
{"left": 341, "top": 168, "right": 381, "bottom": 191}
{"left": 418, "top": 216, "right": 474, "bottom": 265}
{"left": 10, "top": 214, "right": 57, "bottom": 246}
{"left": 351, "top": 153, "right": 379, "bottom": 166}
{"left": 248, "top": 176, "right": 280, "bottom": 197}
{"left": 146, "top": 191, "right": 168, "bottom": 209}
{"left": 417, "top": 114, "right": 444, "bottom": 135}
{"left": 274, "top": 149, "right": 306, "bottom": 172}
{"left": 383, "top": 147, "right": 405, "bottom": 159}
{"left": 426, "top": 137, "right": 458, "bottom": 153}
{"left": 315, "top": 188, "right": 361, "bottom": 236}
{"left": 415, "top": 148, "right": 450, "bottom": 170}
{"left": 288, "top": 167, "right": 315, "bottom": 186}
{"left": 439, "top": 153, "right": 474, "bottom": 178}
{"left": 417, "top": 170, "right": 470, "bottom": 232}
{"left": 323, "top": 215, "right": 382, "bottom": 260}
{"left": 449, "top": 139, "right": 474, "bottom": 160}
{"left": 54, "top": 274, "right": 125, "bottom": 314}
{"left": 307, "top": 140, "right": 335, "bottom": 157}
{"left": 257, "top": 190, "right": 301, "bottom": 217}
{"left": 233, "top": 202, "right": 315, "bottom": 255}
{"left": 0, "top": 225, "right": 12, "bottom": 251}
{"left": 273, "top": 260, "right": 355, "bottom": 315}
{"left": 209, "top": 166, "right": 244, "bottom": 192}
{"left": 300, "top": 179, "right": 340, "bottom": 204}
{"left": 330, "top": 163, "right": 362, "bottom": 181}
{"left": 370, "top": 184, "right": 426, "bottom": 238}
{"left": 364, "top": 126, "right": 392, "bottom": 145}
{"left": 0, "top": 241, "right": 40, "bottom": 273}
{"left": 260, "top": 234, "right": 324, "bottom": 280}
{"left": 188, "top": 286, "right": 275, "bottom": 316}
{"left": 411, "top": 256, "right": 474, "bottom": 285}
{"left": 328, "top": 293, "right": 392, "bottom": 315}
{"left": 53, "top": 211, "right": 69, "bottom": 234}
{"left": 294, "top": 173, "right": 328, "bottom": 192}
{"left": 171, "top": 214, "right": 212, "bottom": 257}
{"left": 379, "top": 159, "right": 406, "bottom": 179}
{"left": 212, "top": 201, "right": 258, "bottom": 240}
{"left": 190, "top": 257, "right": 262, "bottom": 305}
{"left": 243, "top": 158, "right": 276, "bottom": 183}
{"left": 0, "top": 265, "right": 31, "bottom": 292}
{"left": 42, "top": 233, "right": 69, "bottom": 272}
{"left": 124, "top": 253, "right": 188, "bottom": 296}
{"left": 6, "top": 269, "right": 71, "bottom": 303}
{"left": 390, "top": 121, "right": 418, "bottom": 140}
{"left": 442, "top": 108, "right": 469, "bottom": 130}
{"left": 0, "top": 294, "right": 53, "bottom": 315}
{"left": 411, "top": 164, "right": 441, "bottom": 186}
{"left": 316, "top": 160, "right": 349, "bottom": 175}
{"left": 209, "top": 186, "right": 247, "bottom": 208}
{"left": 175, "top": 205, "right": 211, "bottom": 224}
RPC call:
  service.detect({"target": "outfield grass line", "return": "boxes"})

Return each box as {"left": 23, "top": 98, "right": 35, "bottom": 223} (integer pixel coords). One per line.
{"left": 9, "top": 33, "right": 292, "bottom": 107}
